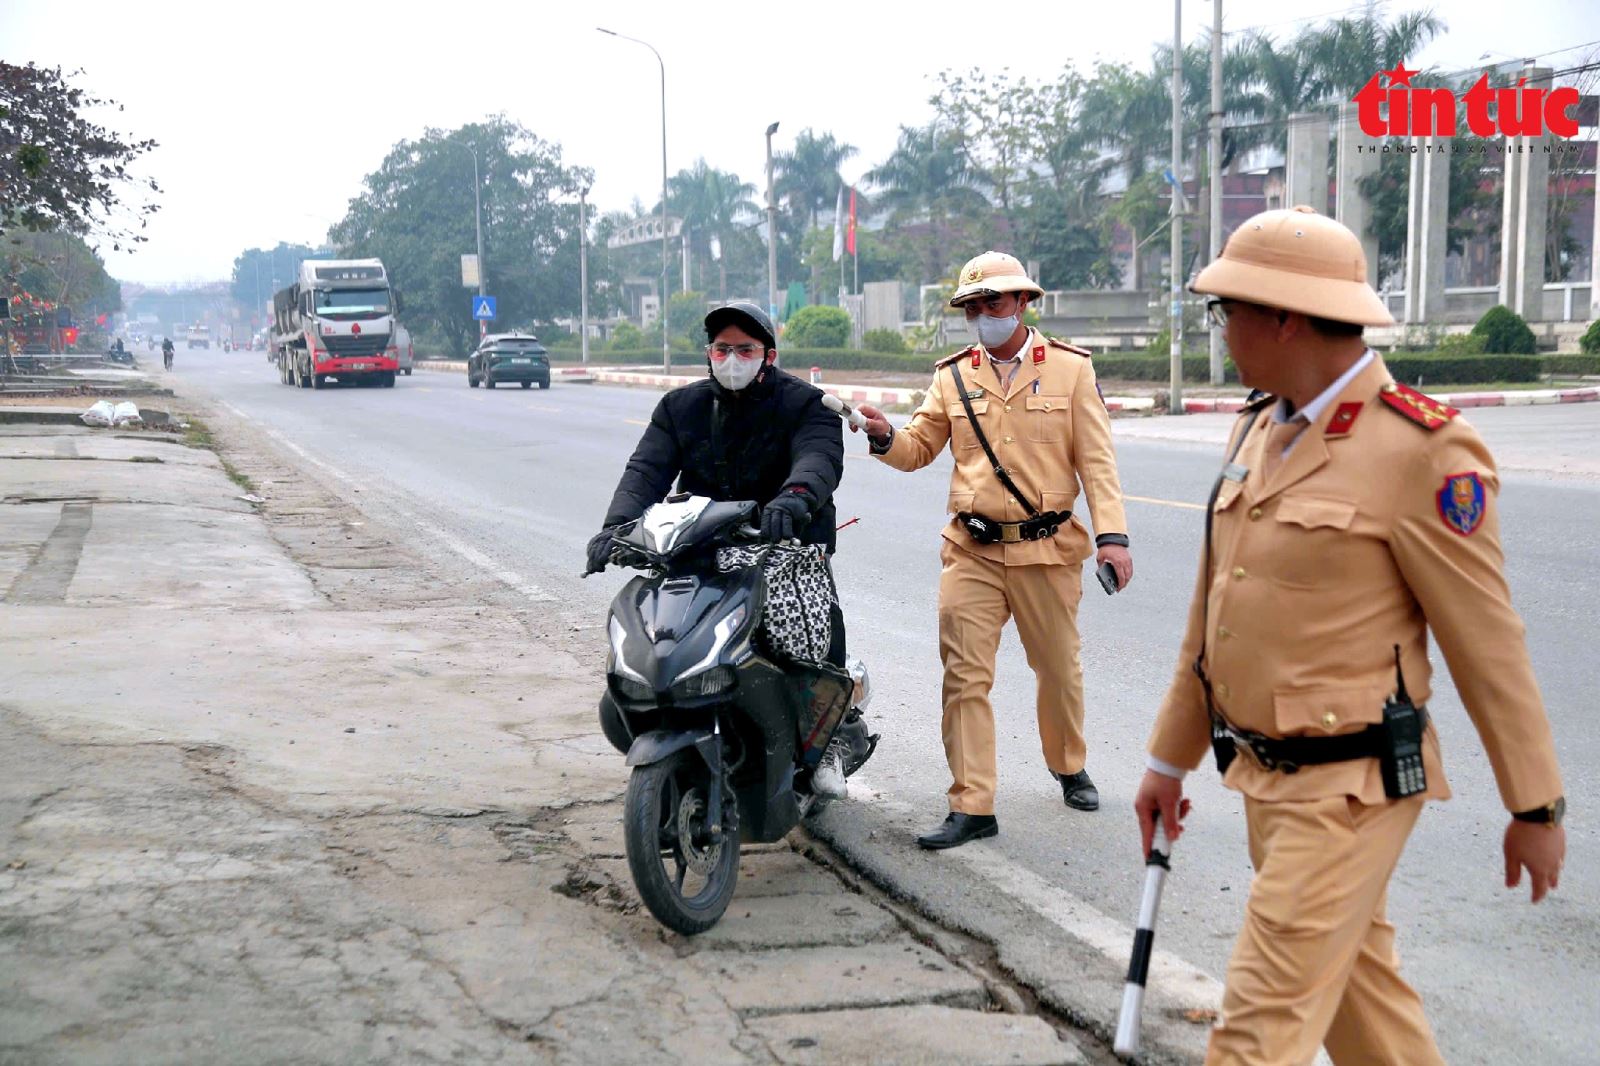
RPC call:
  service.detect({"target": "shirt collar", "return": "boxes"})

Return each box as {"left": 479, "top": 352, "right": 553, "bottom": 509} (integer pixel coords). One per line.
{"left": 1272, "top": 349, "right": 1375, "bottom": 425}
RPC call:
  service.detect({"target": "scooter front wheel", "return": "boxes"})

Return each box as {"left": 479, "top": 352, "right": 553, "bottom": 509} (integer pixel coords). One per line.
{"left": 623, "top": 749, "right": 739, "bottom": 934}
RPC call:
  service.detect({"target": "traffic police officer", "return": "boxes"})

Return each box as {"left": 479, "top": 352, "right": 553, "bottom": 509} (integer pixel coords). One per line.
{"left": 1133, "top": 206, "right": 1567, "bottom": 1064}
{"left": 856, "top": 251, "right": 1132, "bottom": 850}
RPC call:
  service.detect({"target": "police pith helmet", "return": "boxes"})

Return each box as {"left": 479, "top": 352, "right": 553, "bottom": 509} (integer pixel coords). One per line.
{"left": 704, "top": 301, "right": 777, "bottom": 350}
{"left": 1191, "top": 205, "right": 1394, "bottom": 326}
{"left": 949, "top": 251, "right": 1044, "bottom": 307}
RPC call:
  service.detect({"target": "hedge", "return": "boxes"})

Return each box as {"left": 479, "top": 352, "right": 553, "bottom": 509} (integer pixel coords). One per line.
{"left": 560, "top": 349, "right": 1594, "bottom": 385}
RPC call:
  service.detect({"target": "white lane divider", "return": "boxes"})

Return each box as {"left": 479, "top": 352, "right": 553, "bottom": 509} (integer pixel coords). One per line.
{"left": 216, "top": 400, "right": 555, "bottom": 603}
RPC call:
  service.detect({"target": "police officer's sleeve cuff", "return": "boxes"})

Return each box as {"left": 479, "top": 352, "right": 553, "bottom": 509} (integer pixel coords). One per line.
{"left": 1096, "top": 533, "right": 1130, "bottom": 548}
{"left": 868, "top": 428, "right": 894, "bottom": 455}
{"left": 1147, "top": 754, "right": 1188, "bottom": 780}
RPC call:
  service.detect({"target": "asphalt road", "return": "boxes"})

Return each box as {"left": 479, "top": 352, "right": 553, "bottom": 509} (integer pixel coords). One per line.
{"left": 176, "top": 350, "right": 1600, "bottom": 1064}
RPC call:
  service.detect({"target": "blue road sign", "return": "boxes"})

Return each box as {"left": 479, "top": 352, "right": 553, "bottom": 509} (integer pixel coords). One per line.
{"left": 472, "top": 295, "right": 497, "bottom": 320}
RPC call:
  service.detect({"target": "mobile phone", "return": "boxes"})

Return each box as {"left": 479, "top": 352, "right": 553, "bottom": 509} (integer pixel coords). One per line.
{"left": 1097, "top": 560, "right": 1120, "bottom": 595}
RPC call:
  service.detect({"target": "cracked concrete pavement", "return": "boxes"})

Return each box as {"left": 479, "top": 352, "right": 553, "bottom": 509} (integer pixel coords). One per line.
{"left": 0, "top": 405, "right": 1091, "bottom": 1065}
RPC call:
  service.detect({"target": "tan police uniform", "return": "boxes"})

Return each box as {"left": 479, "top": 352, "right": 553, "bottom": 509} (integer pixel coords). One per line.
{"left": 1147, "top": 207, "right": 1565, "bottom": 1065}
{"left": 874, "top": 253, "right": 1129, "bottom": 815}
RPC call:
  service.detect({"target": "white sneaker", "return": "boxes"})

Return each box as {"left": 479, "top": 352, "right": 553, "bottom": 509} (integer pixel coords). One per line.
{"left": 811, "top": 737, "right": 848, "bottom": 798}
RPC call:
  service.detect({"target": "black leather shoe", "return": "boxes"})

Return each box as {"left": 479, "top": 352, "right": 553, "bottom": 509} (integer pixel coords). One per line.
{"left": 1055, "top": 769, "right": 1100, "bottom": 811}
{"left": 916, "top": 812, "right": 999, "bottom": 850}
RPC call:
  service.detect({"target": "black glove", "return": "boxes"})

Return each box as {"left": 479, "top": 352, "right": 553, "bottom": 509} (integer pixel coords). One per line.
{"left": 760, "top": 491, "right": 813, "bottom": 543}
{"left": 585, "top": 527, "right": 619, "bottom": 575}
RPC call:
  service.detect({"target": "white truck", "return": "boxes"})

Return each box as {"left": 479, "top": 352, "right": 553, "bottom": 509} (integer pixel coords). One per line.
{"left": 271, "top": 258, "right": 399, "bottom": 388}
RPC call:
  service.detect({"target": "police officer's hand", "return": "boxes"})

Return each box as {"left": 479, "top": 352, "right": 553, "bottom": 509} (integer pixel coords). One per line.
{"left": 855, "top": 404, "right": 893, "bottom": 442}
{"left": 1098, "top": 544, "right": 1133, "bottom": 590}
{"left": 584, "top": 527, "right": 620, "bottom": 576}
{"left": 760, "top": 491, "right": 813, "bottom": 542}
{"left": 1504, "top": 820, "right": 1565, "bottom": 903}
{"left": 1133, "top": 769, "right": 1189, "bottom": 858}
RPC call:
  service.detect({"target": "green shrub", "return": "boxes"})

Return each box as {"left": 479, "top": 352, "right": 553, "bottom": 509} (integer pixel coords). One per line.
{"left": 1470, "top": 305, "right": 1538, "bottom": 354}
{"left": 1433, "top": 332, "right": 1486, "bottom": 357}
{"left": 783, "top": 306, "right": 852, "bottom": 348}
{"left": 1579, "top": 319, "right": 1600, "bottom": 356}
{"left": 862, "top": 328, "right": 908, "bottom": 354}
{"left": 608, "top": 322, "right": 644, "bottom": 351}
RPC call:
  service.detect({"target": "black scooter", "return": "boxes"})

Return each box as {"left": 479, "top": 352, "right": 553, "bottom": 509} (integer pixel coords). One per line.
{"left": 594, "top": 494, "right": 874, "bottom": 934}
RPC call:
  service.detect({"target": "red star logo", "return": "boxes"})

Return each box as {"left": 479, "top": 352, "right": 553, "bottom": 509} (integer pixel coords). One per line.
{"left": 1384, "top": 61, "right": 1419, "bottom": 87}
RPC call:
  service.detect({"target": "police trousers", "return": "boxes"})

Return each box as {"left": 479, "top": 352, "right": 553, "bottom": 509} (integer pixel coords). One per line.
{"left": 936, "top": 540, "right": 1085, "bottom": 815}
{"left": 1207, "top": 792, "right": 1445, "bottom": 1066}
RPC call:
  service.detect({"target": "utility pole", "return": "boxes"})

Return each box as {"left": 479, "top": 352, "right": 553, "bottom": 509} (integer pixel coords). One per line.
{"left": 1169, "top": 0, "right": 1185, "bottom": 414}
{"left": 598, "top": 28, "right": 670, "bottom": 373}
{"left": 766, "top": 122, "right": 780, "bottom": 326}
{"left": 579, "top": 185, "right": 590, "bottom": 367}
{"left": 1209, "top": 0, "right": 1225, "bottom": 385}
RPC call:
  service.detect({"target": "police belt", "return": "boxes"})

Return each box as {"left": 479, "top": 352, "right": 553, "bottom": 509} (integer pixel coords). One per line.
{"left": 1214, "top": 710, "right": 1428, "bottom": 774}
{"left": 957, "top": 510, "right": 1069, "bottom": 545}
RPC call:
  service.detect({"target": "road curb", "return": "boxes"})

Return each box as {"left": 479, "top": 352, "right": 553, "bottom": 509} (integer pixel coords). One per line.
{"left": 1182, "top": 386, "right": 1600, "bottom": 414}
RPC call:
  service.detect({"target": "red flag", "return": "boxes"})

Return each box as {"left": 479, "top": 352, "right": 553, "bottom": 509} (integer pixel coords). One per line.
{"left": 846, "top": 187, "right": 857, "bottom": 256}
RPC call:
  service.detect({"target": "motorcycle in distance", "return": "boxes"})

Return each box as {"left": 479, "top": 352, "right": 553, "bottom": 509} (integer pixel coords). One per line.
{"left": 592, "top": 494, "right": 877, "bottom": 935}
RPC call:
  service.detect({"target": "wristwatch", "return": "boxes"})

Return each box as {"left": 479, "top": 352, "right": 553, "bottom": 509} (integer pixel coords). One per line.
{"left": 1512, "top": 796, "right": 1565, "bottom": 825}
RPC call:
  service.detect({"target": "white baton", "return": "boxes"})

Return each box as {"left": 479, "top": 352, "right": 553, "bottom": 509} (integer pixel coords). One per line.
{"left": 1114, "top": 815, "right": 1174, "bottom": 1057}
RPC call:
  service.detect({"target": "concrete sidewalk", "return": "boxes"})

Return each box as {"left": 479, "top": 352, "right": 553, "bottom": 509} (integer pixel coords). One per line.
{"left": 0, "top": 413, "right": 1087, "bottom": 1065}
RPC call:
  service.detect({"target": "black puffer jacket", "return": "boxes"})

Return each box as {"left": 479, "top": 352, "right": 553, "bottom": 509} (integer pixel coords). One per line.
{"left": 602, "top": 366, "right": 845, "bottom": 551}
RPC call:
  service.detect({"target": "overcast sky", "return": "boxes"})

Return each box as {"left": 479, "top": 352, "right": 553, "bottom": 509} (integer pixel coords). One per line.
{"left": 5, "top": 0, "right": 1597, "bottom": 285}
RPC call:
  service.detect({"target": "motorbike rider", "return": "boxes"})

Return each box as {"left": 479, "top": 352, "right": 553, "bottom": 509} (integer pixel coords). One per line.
{"left": 586, "top": 301, "right": 869, "bottom": 796}
{"left": 161, "top": 337, "right": 174, "bottom": 369}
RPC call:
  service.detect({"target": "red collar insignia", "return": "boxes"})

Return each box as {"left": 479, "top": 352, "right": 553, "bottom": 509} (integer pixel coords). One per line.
{"left": 1031, "top": 344, "right": 1046, "bottom": 364}
{"left": 1325, "top": 401, "right": 1364, "bottom": 437}
{"left": 971, "top": 349, "right": 982, "bottom": 368}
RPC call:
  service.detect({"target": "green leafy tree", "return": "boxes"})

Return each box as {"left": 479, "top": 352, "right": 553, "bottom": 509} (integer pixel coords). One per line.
{"left": 330, "top": 117, "right": 593, "bottom": 355}
{"left": 230, "top": 243, "right": 316, "bottom": 311}
{"left": 865, "top": 123, "right": 990, "bottom": 286}
{"left": 5, "top": 229, "right": 120, "bottom": 318}
{"left": 775, "top": 129, "right": 856, "bottom": 234}
{"left": 783, "top": 305, "right": 851, "bottom": 348}
{"left": 0, "top": 62, "right": 160, "bottom": 248}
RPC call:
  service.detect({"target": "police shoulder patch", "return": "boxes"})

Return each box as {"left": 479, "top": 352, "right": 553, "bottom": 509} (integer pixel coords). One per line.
{"left": 1436, "top": 471, "right": 1486, "bottom": 537}
{"left": 1379, "top": 382, "right": 1458, "bottom": 431}
{"left": 1045, "top": 336, "right": 1092, "bottom": 356}
{"left": 935, "top": 345, "right": 978, "bottom": 368}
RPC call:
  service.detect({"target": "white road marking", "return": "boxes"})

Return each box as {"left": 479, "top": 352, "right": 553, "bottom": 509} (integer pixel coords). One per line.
{"left": 217, "top": 400, "right": 554, "bottom": 603}
{"left": 1125, "top": 494, "right": 1206, "bottom": 511}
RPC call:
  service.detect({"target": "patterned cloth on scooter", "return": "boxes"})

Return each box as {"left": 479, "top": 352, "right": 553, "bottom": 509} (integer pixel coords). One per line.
{"left": 714, "top": 542, "right": 838, "bottom": 665}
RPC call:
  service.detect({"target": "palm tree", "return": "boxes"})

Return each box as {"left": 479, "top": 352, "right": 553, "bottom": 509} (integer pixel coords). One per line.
{"left": 865, "top": 123, "right": 990, "bottom": 284}
{"left": 774, "top": 129, "right": 856, "bottom": 234}
{"left": 666, "top": 160, "right": 756, "bottom": 300}
{"left": 1303, "top": 9, "right": 1447, "bottom": 99}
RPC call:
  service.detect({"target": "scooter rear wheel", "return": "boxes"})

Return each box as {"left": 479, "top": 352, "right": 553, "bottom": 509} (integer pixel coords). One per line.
{"left": 623, "top": 749, "right": 739, "bottom": 934}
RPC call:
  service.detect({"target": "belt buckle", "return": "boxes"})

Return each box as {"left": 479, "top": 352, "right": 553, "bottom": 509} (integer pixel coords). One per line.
{"left": 1239, "top": 736, "right": 1299, "bottom": 775}
{"left": 1000, "top": 524, "right": 1022, "bottom": 544}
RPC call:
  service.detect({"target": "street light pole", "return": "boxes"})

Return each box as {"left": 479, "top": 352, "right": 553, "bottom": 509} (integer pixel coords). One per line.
{"left": 765, "top": 121, "right": 780, "bottom": 327}
{"left": 452, "top": 140, "right": 488, "bottom": 342}
{"left": 1169, "top": 0, "right": 1185, "bottom": 414}
{"left": 579, "top": 185, "right": 590, "bottom": 367}
{"left": 1209, "top": 0, "right": 1224, "bottom": 386}
{"left": 599, "top": 27, "right": 671, "bottom": 374}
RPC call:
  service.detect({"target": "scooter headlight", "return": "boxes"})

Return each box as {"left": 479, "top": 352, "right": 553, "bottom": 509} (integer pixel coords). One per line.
{"left": 671, "top": 666, "right": 736, "bottom": 700}
{"left": 612, "top": 675, "right": 654, "bottom": 703}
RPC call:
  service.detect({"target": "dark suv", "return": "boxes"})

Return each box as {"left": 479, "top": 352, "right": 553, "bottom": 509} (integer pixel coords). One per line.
{"left": 469, "top": 334, "right": 551, "bottom": 389}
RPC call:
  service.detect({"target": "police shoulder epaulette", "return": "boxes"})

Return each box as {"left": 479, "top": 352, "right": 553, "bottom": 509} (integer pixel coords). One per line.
{"left": 935, "top": 345, "right": 978, "bottom": 368}
{"left": 1045, "top": 336, "right": 1093, "bottom": 356}
{"left": 1378, "top": 381, "right": 1458, "bottom": 431}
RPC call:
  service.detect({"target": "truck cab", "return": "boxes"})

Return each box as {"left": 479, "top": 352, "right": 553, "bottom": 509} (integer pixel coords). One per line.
{"left": 187, "top": 325, "right": 211, "bottom": 350}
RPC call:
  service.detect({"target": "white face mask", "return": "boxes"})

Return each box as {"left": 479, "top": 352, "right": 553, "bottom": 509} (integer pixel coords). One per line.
{"left": 973, "top": 312, "right": 1020, "bottom": 349}
{"left": 710, "top": 352, "right": 765, "bottom": 391}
